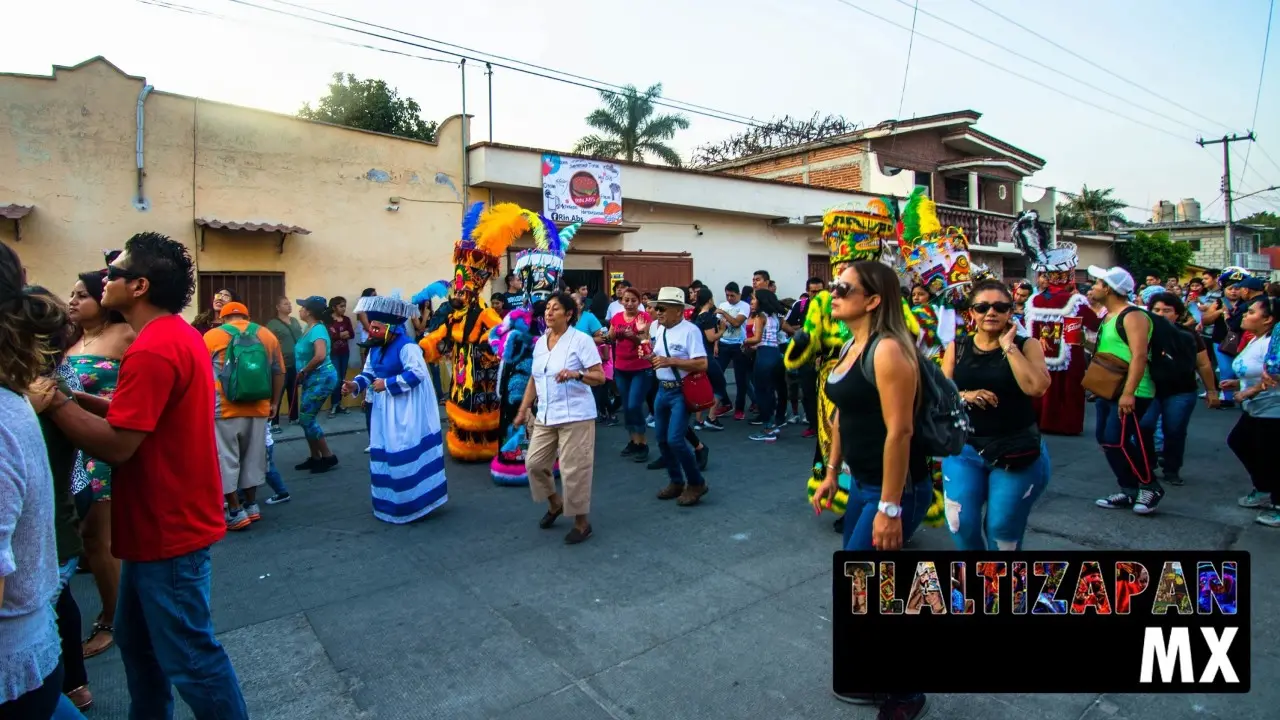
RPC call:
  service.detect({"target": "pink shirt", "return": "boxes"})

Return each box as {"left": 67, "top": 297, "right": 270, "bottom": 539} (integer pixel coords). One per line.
{"left": 611, "top": 310, "right": 652, "bottom": 372}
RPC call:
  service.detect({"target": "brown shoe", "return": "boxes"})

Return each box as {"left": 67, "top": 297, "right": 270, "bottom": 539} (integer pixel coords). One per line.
{"left": 657, "top": 483, "right": 684, "bottom": 500}
{"left": 677, "top": 484, "right": 708, "bottom": 506}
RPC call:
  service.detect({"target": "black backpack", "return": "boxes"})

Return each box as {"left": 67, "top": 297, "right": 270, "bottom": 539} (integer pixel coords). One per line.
{"left": 1116, "top": 307, "right": 1198, "bottom": 399}
{"left": 860, "top": 335, "right": 971, "bottom": 458}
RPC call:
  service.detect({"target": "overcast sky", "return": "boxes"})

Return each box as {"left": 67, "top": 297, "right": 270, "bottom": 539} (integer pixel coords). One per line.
{"left": 4, "top": 0, "right": 1277, "bottom": 222}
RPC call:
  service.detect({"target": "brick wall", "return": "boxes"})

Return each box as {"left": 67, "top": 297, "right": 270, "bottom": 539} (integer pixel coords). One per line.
{"left": 808, "top": 165, "right": 863, "bottom": 189}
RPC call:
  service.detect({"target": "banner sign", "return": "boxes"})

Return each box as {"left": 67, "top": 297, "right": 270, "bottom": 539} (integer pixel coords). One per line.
{"left": 542, "top": 154, "right": 622, "bottom": 225}
{"left": 833, "top": 551, "right": 1250, "bottom": 694}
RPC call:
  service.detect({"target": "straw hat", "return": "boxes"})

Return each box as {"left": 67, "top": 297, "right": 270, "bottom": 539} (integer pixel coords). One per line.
{"left": 654, "top": 287, "right": 692, "bottom": 308}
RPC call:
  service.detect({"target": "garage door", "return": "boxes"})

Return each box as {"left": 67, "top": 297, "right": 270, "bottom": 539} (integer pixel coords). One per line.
{"left": 603, "top": 255, "right": 693, "bottom": 295}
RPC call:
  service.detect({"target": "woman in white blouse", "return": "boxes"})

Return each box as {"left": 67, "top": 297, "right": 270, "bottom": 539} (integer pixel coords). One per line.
{"left": 515, "top": 292, "right": 606, "bottom": 544}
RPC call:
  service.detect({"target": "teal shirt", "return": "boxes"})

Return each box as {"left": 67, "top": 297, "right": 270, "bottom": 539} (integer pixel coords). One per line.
{"left": 295, "top": 323, "right": 334, "bottom": 371}
{"left": 575, "top": 313, "right": 603, "bottom": 336}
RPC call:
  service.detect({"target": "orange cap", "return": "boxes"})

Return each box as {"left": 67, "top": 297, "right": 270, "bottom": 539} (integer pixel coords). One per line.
{"left": 219, "top": 301, "right": 250, "bottom": 318}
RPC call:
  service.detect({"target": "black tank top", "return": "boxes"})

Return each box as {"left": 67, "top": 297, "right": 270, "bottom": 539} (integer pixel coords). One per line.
{"left": 952, "top": 335, "right": 1036, "bottom": 438}
{"left": 824, "top": 335, "right": 929, "bottom": 487}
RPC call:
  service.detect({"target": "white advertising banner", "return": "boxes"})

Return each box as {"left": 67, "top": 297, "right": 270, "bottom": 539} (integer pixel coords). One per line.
{"left": 541, "top": 154, "right": 623, "bottom": 225}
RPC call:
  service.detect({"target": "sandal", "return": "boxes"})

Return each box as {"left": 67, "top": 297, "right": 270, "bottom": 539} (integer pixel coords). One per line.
{"left": 538, "top": 505, "right": 563, "bottom": 529}
{"left": 564, "top": 525, "right": 593, "bottom": 545}
{"left": 67, "top": 685, "right": 94, "bottom": 710}
{"left": 83, "top": 621, "right": 115, "bottom": 659}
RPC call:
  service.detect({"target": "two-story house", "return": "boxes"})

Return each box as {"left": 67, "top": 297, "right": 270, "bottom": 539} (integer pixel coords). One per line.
{"left": 703, "top": 110, "right": 1054, "bottom": 279}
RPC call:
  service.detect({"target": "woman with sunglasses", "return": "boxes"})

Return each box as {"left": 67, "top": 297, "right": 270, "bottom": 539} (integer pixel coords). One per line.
{"left": 810, "top": 261, "right": 932, "bottom": 717}
{"left": 191, "top": 287, "right": 239, "bottom": 335}
{"left": 65, "top": 269, "right": 134, "bottom": 660}
{"left": 939, "top": 280, "right": 1052, "bottom": 552}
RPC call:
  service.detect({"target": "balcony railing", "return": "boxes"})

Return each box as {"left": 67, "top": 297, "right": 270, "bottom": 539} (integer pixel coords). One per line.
{"left": 935, "top": 204, "right": 1015, "bottom": 247}
{"left": 1232, "top": 252, "right": 1270, "bottom": 272}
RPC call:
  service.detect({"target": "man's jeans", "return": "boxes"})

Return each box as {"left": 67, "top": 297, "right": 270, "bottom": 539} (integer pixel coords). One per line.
{"left": 654, "top": 386, "right": 704, "bottom": 486}
{"left": 1094, "top": 397, "right": 1159, "bottom": 492}
{"left": 115, "top": 547, "right": 249, "bottom": 720}
{"left": 1140, "top": 392, "right": 1196, "bottom": 475}
{"left": 716, "top": 343, "right": 755, "bottom": 411}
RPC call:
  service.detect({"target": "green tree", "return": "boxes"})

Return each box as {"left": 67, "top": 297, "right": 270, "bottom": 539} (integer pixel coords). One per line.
{"left": 1116, "top": 230, "right": 1194, "bottom": 281}
{"left": 573, "top": 83, "right": 690, "bottom": 167}
{"left": 1239, "top": 210, "right": 1280, "bottom": 247}
{"left": 1056, "top": 185, "right": 1129, "bottom": 230}
{"left": 299, "top": 73, "right": 438, "bottom": 142}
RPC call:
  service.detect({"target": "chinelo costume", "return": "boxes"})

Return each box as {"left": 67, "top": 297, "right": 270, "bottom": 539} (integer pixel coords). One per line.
{"left": 350, "top": 292, "right": 447, "bottom": 524}
{"left": 897, "top": 186, "right": 976, "bottom": 528}
{"left": 422, "top": 202, "right": 535, "bottom": 462}
{"left": 488, "top": 214, "right": 581, "bottom": 485}
{"left": 785, "top": 197, "right": 921, "bottom": 521}
{"left": 1015, "top": 210, "right": 1098, "bottom": 436}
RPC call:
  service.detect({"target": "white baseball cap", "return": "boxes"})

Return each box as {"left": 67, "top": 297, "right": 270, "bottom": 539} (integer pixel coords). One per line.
{"left": 1087, "top": 265, "right": 1135, "bottom": 295}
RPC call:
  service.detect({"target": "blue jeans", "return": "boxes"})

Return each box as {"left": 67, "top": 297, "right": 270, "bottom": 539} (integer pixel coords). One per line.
{"left": 1214, "top": 343, "right": 1236, "bottom": 402}
{"left": 615, "top": 369, "right": 652, "bottom": 435}
{"left": 654, "top": 386, "right": 704, "bottom": 486}
{"left": 841, "top": 478, "right": 933, "bottom": 552}
{"left": 1141, "top": 392, "right": 1196, "bottom": 475}
{"left": 941, "top": 442, "right": 1051, "bottom": 551}
{"left": 704, "top": 351, "right": 729, "bottom": 407}
{"left": 265, "top": 445, "right": 288, "bottom": 495}
{"left": 752, "top": 345, "right": 783, "bottom": 425}
{"left": 1094, "top": 397, "right": 1159, "bottom": 491}
{"left": 115, "top": 548, "right": 249, "bottom": 720}
{"left": 717, "top": 343, "right": 755, "bottom": 411}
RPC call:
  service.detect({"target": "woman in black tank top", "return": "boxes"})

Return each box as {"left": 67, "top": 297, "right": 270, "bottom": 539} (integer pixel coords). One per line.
{"left": 809, "top": 261, "right": 934, "bottom": 715}
{"left": 940, "top": 280, "right": 1053, "bottom": 552}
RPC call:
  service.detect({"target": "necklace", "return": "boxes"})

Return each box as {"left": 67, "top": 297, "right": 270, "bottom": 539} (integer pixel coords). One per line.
{"left": 80, "top": 325, "right": 106, "bottom": 351}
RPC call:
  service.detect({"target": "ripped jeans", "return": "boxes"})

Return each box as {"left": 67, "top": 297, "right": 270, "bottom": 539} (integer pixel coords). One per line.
{"left": 941, "top": 441, "right": 1051, "bottom": 551}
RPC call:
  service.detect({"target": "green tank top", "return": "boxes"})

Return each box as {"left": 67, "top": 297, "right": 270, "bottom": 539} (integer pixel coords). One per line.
{"left": 1097, "top": 309, "right": 1155, "bottom": 399}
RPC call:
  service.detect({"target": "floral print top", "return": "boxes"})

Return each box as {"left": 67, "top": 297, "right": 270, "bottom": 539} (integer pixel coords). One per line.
{"left": 69, "top": 355, "right": 121, "bottom": 500}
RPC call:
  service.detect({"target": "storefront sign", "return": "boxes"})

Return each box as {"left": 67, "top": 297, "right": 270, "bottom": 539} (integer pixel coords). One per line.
{"left": 542, "top": 154, "right": 623, "bottom": 225}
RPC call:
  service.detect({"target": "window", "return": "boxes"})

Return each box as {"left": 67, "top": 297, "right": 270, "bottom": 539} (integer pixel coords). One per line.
{"left": 1186, "top": 238, "right": 1201, "bottom": 252}
{"left": 198, "top": 272, "right": 286, "bottom": 324}
{"left": 944, "top": 176, "right": 968, "bottom": 205}
{"left": 913, "top": 172, "right": 931, "bottom": 196}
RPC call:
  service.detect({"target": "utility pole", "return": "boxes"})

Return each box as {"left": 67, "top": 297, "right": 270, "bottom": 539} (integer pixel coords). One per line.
{"left": 1197, "top": 132, "right": 1256, "bottom": 268}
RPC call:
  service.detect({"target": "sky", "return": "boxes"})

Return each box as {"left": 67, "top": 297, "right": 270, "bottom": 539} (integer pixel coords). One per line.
{"left": 4, "top": 0, "right": 1278, "bottom": 223}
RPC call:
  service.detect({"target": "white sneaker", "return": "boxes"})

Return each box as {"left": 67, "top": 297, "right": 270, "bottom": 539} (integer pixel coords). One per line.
{"left": 1239, "top": 490, "right": 1273, "bottom": 508}
{"left": 364, "top": 445, "right": 371, "bottom": 454}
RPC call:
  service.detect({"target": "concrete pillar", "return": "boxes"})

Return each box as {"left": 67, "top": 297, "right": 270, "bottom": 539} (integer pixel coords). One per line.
{"left": 967, "top": 171, "right": 979, "bottom": 210}
{"left": 1013, "top": 182, "right": 1024, "bottom": 214}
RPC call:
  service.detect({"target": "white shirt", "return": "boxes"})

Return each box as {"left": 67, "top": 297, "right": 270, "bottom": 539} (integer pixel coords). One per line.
{"left": 651, "top": 320, "right": 708, "bottom": 382}
{"left": 605, "top": 300, "right": 625, "bottom": 321}
{"left": 1233, "top": 334, "right": 1280, "bottom": 418}
{"left": 531, "top": 326, "right": 602, "bottom": 426}
{"left": 717, "top": 300, "right": 751, "bottom": 344}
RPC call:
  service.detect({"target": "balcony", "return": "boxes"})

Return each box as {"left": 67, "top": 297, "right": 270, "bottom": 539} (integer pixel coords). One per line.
{"left": 935, "top": 204, "right": 1014, "bottom": 247}
{"left": 1232, "top": 252, "right": 1270, "bottom": 273}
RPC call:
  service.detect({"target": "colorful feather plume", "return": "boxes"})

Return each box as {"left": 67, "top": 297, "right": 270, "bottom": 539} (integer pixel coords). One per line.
{"left": 411, "top": 280, "right": 449, "bottom": 307}
{"left": 538, "top": 215, "right": 563, "bottom": 257}
{"left": 558, "top": 222, "right": 581, "bottom": 250}
{"left": 471, "top": 203, "right": 534, "bottom": 258}
{"left": 459, "top": 202, "right": 486, "bottom": 249}
{"left": 1011, "top": 210, "right": 1049, "bottom": 267}
{"left": 901, "top": 187, "right": 925, "bottom": 247}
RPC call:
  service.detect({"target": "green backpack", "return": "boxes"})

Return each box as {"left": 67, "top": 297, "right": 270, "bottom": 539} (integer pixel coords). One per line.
{"left": 218, "top": 323, "right": 273, "bottom": 403}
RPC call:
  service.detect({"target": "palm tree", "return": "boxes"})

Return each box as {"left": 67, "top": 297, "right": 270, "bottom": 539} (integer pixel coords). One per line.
{"left": 573, "top": 83, "right": 690, "bottom": 167}
{"left": 1056, "top": 185, "right": 1129, "bottom": 230}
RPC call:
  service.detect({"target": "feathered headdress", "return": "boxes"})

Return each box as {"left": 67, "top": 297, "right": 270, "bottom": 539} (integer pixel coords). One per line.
{"left": 899, "top": 186, "right": 972, "bottom": 303}
{"left": 821, "top": 196, "right": 899, "bottom": 272}
{"left": 411, "top": 281, "right": 449, "bottom": 308}
{"left": 515, "top": 214, "right": 581, "bottom": 301}
{"left": 452, "top": 202, "right": 540, "bottom": 295}
{"left": 1013, "top": 209, "right": 1075, "bottom": 273}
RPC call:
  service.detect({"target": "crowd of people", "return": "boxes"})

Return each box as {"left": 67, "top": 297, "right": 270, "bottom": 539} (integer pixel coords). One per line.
{"left": 3, "top": 190, "right": 1278, "bottom": 719}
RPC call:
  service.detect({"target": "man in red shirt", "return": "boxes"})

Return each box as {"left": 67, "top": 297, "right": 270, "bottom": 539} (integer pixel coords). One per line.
{"left": 40, "top": 232, "right": 248, "bottom": 719}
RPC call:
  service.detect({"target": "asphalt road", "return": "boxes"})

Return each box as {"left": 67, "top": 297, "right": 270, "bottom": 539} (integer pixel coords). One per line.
{"left": 72, "top": 403, "right": 1277, "bottom": 719}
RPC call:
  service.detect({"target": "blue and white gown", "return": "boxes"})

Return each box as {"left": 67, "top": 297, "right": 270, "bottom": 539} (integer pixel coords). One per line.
{"left": 350, "top": 329, "right": 447, "bottom": 523}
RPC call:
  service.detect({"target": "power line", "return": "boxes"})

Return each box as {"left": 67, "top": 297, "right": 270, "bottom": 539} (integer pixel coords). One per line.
{"left": 894, "top": 0, "right": 920, "bottom": 122}
{"left": 961, "top": 0, "right": 1234, "bottom": 133}
{"left": 1240, "top": 0, "right": 1275, "bottom": 182}
{"left": 884, "top": 0, "right": 1218, "bottom": 137}
{"left": 828, "top": 0, "right": 1198, "bottom": 143}
{"left": 1253, "top": 142, "right": 1280, "bottom": 181}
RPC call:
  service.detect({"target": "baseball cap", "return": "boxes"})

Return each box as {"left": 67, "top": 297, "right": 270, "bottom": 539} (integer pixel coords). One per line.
{"left": 1239, "top": 276, "right": 1265, "bottom": 292}
{"left": 218, "top": 301, "right": 250, "bottom": 319}
{"left": 296, "top": 295, "right": 328, "bottom": 315}
{"left": 1087, "top": 265, "right": 1135, "bottom": 295}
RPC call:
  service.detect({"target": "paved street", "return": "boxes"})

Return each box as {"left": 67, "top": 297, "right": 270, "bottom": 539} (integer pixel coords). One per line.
{"left": 73, "top": 404, "right": 1277, "bottom": 720}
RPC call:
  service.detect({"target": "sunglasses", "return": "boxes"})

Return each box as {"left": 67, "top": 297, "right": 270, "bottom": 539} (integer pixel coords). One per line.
{"left": 972, "top": 301, "right": 1014, "bottom": 314}
{"left": 104, "top": 265, "right": 143, "bottom": 282}
{"left": 829, "top": 280, "right": 865, "bottom": 299}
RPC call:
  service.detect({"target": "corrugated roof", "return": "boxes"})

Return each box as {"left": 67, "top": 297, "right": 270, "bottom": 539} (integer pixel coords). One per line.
{"left": 195, "top": 218, "right": 311, "bottom": 235}
{"left": 0, "top": 204, "right": 33, "bottom": 220}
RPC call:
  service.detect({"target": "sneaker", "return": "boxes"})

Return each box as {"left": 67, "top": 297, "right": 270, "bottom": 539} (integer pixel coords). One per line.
{"left": 264, "top": 493, "right": 291, "bottom": 505}
{"left": 327, "top": 408, "right": 338, "bottom": 418}
{"left": 295, "top": 457, "right": 317, "bottom": 471}
{"left": 833, "top": 690, "right": 887, "bottom": 705}
{"left": 363, "top": 445, "right": 371, "bottom": 454}
{"left": 647, "top": 457, "right": 667, "bottom": 470}
{"left": 801, "top": 428, "right": 817, "bottom": 438}
{"left": 712, "top": 402, "right": 733, "bottom": 418}
{"left": 245, "top": 504, "right": 262, "bottom": 522}
{"left": 733, "top": 411, "right": 745, "bottom": 421}
{"left": 702, "top": 418, "right": 725, "bottom": 431}
{"left": 646, "top": 415, "right": 656, "bottom": 428}
{"left": 621, "top": 441, "right": 638, "bottom": 457}
{"left": 1239, "top": 490, "right": 1273, "bottom": 508}
{"left": 226, "top": 509, "right": 251, "bottom": 531}
{"left": 876, "top": 694, "right": 929, "bottom": 720}
{"left": 1163, "top": 470, "right": 1183, "bottom": 486}
{"left": 1133, "top": 488, "right": 1164, "bottom": 515}
{"left": 270, "top": 424, "right": 282, "bottom": 434}
{"left": 749, "top": 416, "right": 766, "bottom": 426}
{"left": 632, "top": 444, "right": 650, "bottom": 463}
{"left": 695, "top": 445, "right": 709, "bottom": 471}
{"left": 1095, "top": 492, "right": 1133, "bottom": 509}
{"left": 606, "top": 415, "right": 620, "bottom": 427}
{"left": 692, "top": 420, "right": 706, "bottom": 430}
{"left": 311, "top": 456, "right": 338, "bottom": 474}
{"left": 749, "top": 428, "right": 779, "bottom": 442}
{"left": 1255, "top": 509, "right": 1280, "bottom": 527}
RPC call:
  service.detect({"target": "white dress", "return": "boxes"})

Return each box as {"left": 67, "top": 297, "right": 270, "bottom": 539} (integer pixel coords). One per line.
{"left": 351, "top": 333, "right": 447, "bottom": 524}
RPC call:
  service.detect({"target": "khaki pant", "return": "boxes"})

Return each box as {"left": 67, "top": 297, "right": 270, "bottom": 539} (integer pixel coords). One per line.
{"left": 216, "top": 416, "right": 268, "bottom": 495}
{"left": 526, "top": 417, "right": 595, "bottom": 517}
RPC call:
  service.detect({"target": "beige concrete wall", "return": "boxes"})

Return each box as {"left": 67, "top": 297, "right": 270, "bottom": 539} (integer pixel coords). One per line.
{"left": 489, "top": 188, "right": 818, "bottom": 296}
{"left": 1, "top": 58, "right": 467, "bottom": 316}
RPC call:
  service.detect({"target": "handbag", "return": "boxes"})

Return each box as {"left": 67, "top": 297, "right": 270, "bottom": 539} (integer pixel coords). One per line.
{"left": 1219, "top": 329, "right": 1244, "bottom": 357}
{"left": 1081, "top": 351, "right": 1128, "bottom": 401}
{"left": 968, "top": 426, "right": 1042, "bottom": 471}
{"left": 661, "top": 331, "right": 715, "bottom": 412}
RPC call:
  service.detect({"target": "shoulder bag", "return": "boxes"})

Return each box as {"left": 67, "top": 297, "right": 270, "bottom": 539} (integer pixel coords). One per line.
{"left": 661, "top": 329, "right": 715, "bottom": 412}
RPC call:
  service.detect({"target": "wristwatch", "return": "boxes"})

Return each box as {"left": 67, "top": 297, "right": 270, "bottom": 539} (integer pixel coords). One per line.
{"left": 577, "top": 370, "right": 585, "bottom": 382}
{"left": 878, "top": 501, "right": 903, "bottom": 518}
